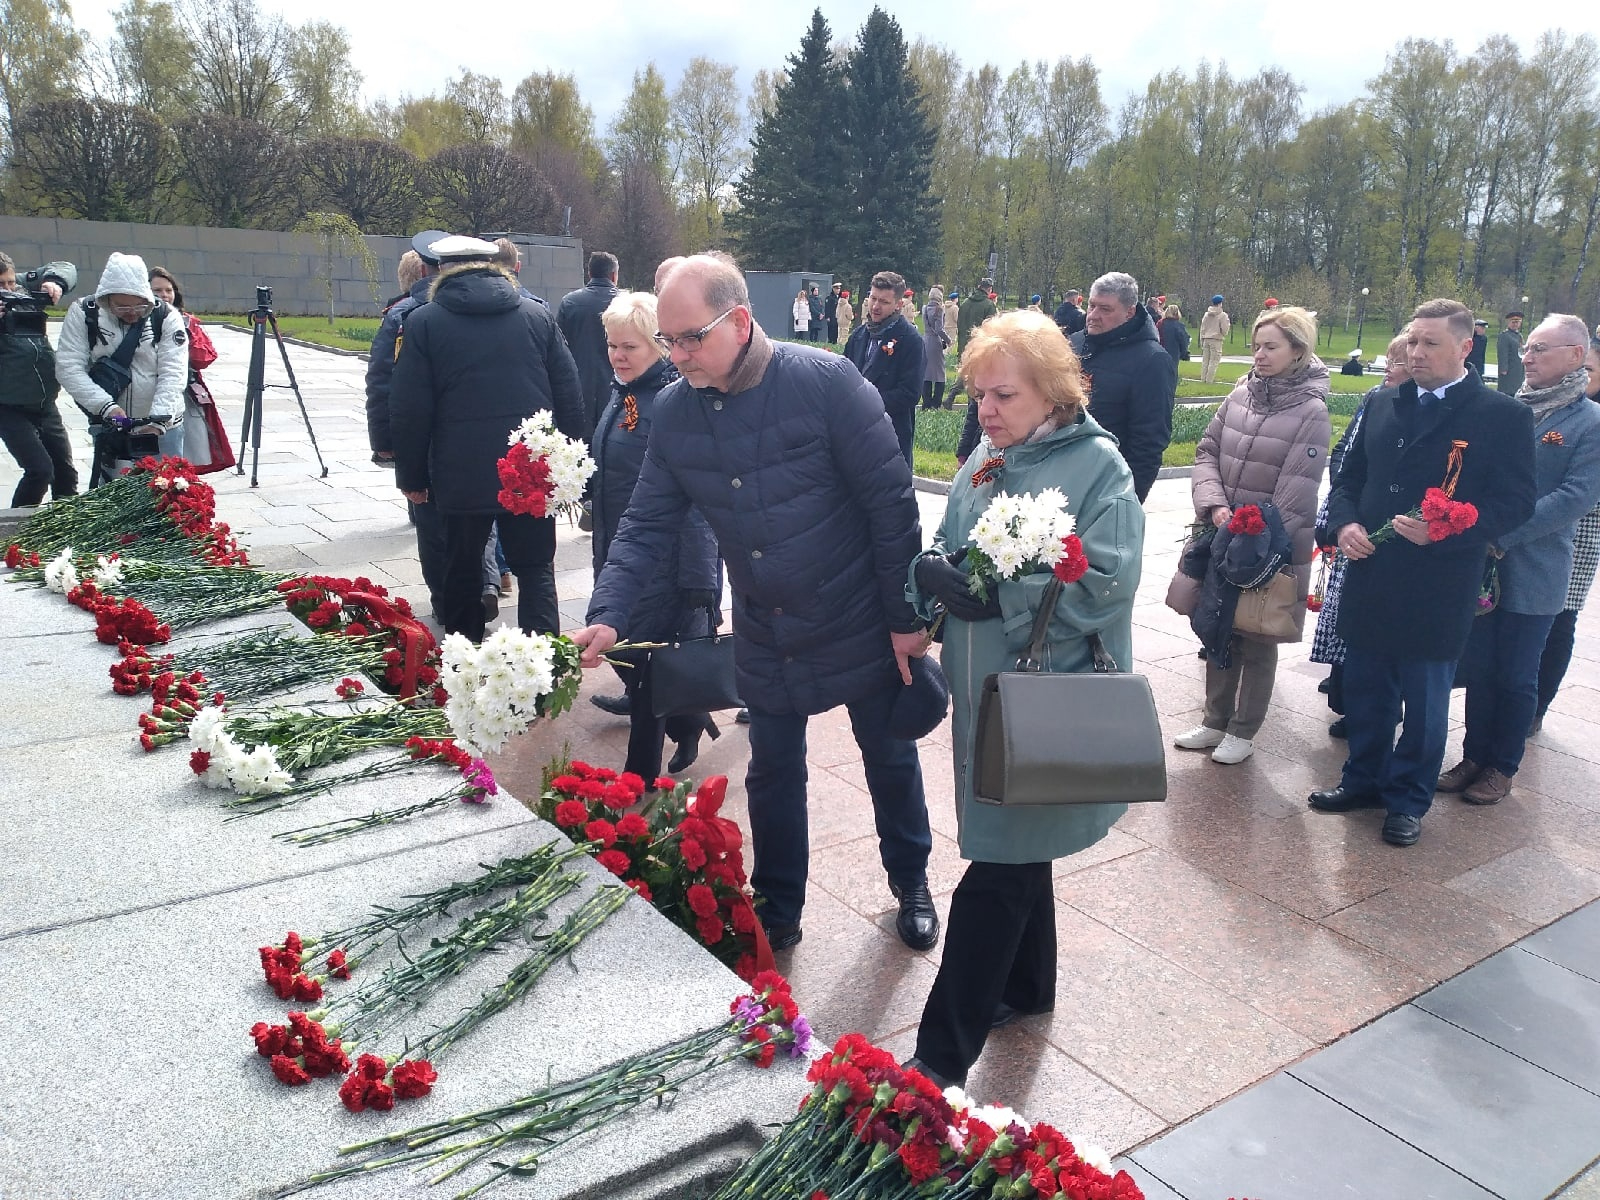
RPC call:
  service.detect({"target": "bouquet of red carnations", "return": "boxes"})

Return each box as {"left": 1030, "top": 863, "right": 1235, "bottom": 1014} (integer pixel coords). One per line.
{"left": 1369, "top": 487, "right": 1478, "bottom": 547}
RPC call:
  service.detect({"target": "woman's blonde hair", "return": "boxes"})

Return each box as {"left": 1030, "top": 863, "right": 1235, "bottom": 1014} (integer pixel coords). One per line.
{"left": 1163, "top": 303, "right": 1181, "bottom": 320}
{"left": 1252, "top": 305, "right": 1318, "bottom": 370}
{"left": 1386, "top": 329, "right": 1410, "bottom": 361}
{"left": 601, "top": 291, "right": 669, "bottom": 360}
{"left": 960, "top": 310, "right": 1087, "bottom": 420}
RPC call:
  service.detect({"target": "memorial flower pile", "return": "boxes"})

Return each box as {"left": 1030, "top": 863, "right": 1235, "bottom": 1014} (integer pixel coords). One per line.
{"left": 250, "top": 849, "right": 625, "bottom": 1110}
{"left": 496, "top": 410, "right": 595, "bottom": 518}
{"left": 708, "top": 1032, "right": 1144, "bottom": 1200}
{"left": 219, "top": 734, "right": 470, "bottom": 816}
{"left": 964, "top": 488, "right": 1081, "bottom": 601}
{"left": 272, "top": 754, "right": 497, "bottom": 846}
{"left": 538, "top": 767, "right": 772, "bottom": 981}
{"left": 438, "top": 626, "right": 583, "bottom": 754}
{"left": 4, "top": 457, "right": 247, "bottom": 566}
{"left": 273, "top": 972, "right": 813, "bottom": 1196}
{"left": 275, "top": 574, "right": 443, "bottom": 702}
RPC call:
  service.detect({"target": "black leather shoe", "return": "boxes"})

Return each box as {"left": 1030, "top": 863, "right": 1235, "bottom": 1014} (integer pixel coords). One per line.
{"left": 764, "top": 923, "right": 803, "bottom": 952}
{"left": 1328, "top": 718, "right": 1347, "bottom": 739}
{"left": 481, "top": 591, "right": 499, "bottom": 623}
{"left": 1308, "top": 786, "right": 1383, "bottom": 813}
{"left": 1382, "top": 813, "right": 1422, "bottom": 846}
{"left": 889, "top": 880, "right": 940, "bottom": 951}
{"left": 991, "top": 1001, "right": 1053, "bottom": 1029}
{"left": 735, "top": 708, "right": 751, "bottom": 725}
{"left": 589, "top": 693, "right": 631, "bottom": 717}
{"left": 667, "top": 716, "right": 720, "bottom": 774}
{"left": 903, "top": 1055, "right": 965, "bottom": 1090}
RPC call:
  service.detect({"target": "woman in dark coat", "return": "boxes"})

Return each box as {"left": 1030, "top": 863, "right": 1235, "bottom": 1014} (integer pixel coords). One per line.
{"left": 592, "top": 292, "right": 722, "bottom": 780}
{"left": 1158, "top": 303, "right": 1191, "bottom": 366}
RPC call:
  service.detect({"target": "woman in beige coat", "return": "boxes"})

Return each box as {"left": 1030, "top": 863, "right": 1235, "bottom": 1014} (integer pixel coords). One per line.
{"left": 836, "top": 289, "right": 855, "bottom": 342}
{"left": 1174, "top": 306, "right": 1332, "bottom": 764}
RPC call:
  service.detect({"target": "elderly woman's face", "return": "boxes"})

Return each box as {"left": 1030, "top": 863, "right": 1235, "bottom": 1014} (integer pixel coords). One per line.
{"left": 607, "top": 325, "right": 658, "bottom": 384}
{"left": 973, "top": 356, "right": 1055, "bottom": 450}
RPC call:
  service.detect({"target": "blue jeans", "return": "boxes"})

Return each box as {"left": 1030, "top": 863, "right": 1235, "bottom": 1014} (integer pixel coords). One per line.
{"left": 745, "top": 683, "right": 932, "bottom": 929}
{"left": 1461, "top": 608, "right": 1557, "bottom": 776}
{"left": 1339, "top": 648, "right": 1455, "bottom": 818}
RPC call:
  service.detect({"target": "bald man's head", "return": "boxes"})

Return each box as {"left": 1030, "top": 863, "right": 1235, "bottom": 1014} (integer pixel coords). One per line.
{"left": 661, "top": 254, "right": 749, "bottom": 312}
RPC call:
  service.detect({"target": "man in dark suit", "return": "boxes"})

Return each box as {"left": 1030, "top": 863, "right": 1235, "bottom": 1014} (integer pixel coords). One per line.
{"left": 1467, "top": 318, "right": 1488, "bottom": 376}
{"left": 844, "top": 269, "right": 926, "bottom": 468}
{"left": 557, "top": 251, "right": 621, "bottom": 438}
{"left": 1310, "top": 298, "right": 1536, "bottom": 847}
{"left": 1497, "top": 311, "right": 1525, "bottom": 395}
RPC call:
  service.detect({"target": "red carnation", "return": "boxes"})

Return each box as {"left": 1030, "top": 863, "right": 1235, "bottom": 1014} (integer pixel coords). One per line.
{"left": 291, "top": 973, "right": 324, "bottom": 1002}
{"left": 249, "top": 1021, "right": 288, "bottom": 1057}
{"left": 615, "top": 812, "right": 650, "bottom": 840}
{"left": 898, "top": 1140, "right": 944, "bottom": 1184}
{"left": 391, "top": 1058, "right": 438, "bottom": 1100}
{"left": 680, "top": 837, "right": 708, "bottom": 871}
{"left": 695, "top": 914, "right": 725, "bottom": 945}
{"left": 1227, "top": 504, "right": 1267, "bottom": 536}
{"left": 328, "top": 949, "right": 351, "bottom": 980}
{"left": 356, "top": 1053, "right": 389, "bottom": 1079}
{"left": 626, "top": 878, "right": 654, "bottom": 902}
{"left": 338, "top": 1072, "right": 369, "bottom": 1112}
{"left": 363, "top": 1079, "right": 396, "bottom": 1111}
{"left": 653, "top": 775, "right": 676, "bottom": 792}
{"left": 596, "top": 849, "right": 631, "bottom": 877}
{"left": 584, "top": 818, "right": 618, "bottom": 848}
{"left": 1053, "top": 534, "right": 1090, "bottom": 584}
{"left": 269, "top": 1054, "right": 310, "bottom": 1086}
{"left": 687, "top": 883, "right": 719, "bottom": 918}
{"left": 189, "top": 750, "right": 211, "bottom": 775}
{"left": 554, "top": 800, "right": 589, "bottom": 828}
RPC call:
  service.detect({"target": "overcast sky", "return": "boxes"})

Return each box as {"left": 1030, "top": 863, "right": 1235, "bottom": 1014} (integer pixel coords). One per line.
{"left": 74, "top": 0, "right": 1600, "bottom": 129}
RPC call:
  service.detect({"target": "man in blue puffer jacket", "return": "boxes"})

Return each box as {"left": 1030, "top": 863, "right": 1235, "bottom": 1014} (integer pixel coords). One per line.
{"left": 574, "top": 254, "right": 939, "bottom": 954}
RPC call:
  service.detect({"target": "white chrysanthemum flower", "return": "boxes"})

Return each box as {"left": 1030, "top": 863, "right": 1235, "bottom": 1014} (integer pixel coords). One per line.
{"left": 188, "top": 706, "right": 228, "bottom": 749}
{"left": 43, "top": 547, "right": 77, "bottom": 593}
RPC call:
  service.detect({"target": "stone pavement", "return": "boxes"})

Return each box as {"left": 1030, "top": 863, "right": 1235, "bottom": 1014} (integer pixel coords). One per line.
{"left": 6, "top": 324, "right": 1600, "bottom": 1195}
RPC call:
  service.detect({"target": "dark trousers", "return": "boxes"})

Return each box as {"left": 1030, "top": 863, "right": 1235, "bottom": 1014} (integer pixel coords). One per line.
{"left": 440, "top": 513, "right": 557, "bottom": 641}
{"left": 1339, "top": 648, "right": 1454, "bottom": 818}
{"left": 0, "top": 404, "right": 78, "bottom": 507}
{"left": 745, "top": 682, "right": 932, "bottom": 930}
{"left": 614, "top": 655, "right": 707, "bottom": 782}
{"left": 1325, "top": 662, "right": 1345, "bottom": 715}
{"left": 915, "top": 860, "right": 1055, "bottom": 1080}
{"left": 1537, "top": 608, "right": 1579, "bottom": 719}
{"left": 827, "top": 318, "right": 839, "bottom": 343}
{"left": 1461, "top": 607, "right": 1557, "bottom": 776}
{"left": 410, "top": 498, "right": 449, "bottom": 613}
{"left": 921, "top": 381, "right": 946, "bottom": 410}
{"left": 889, "top": 407, "right": 915, "bottom": 470}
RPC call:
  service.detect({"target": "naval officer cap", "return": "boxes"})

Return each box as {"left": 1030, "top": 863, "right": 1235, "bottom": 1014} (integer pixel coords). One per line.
{"left": 428, "top": 235, "right": 499, "bottom": 262}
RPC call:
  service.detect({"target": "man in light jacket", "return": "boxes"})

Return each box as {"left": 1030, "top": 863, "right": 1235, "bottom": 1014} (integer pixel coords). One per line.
{"left": 1199, "top": 295, "right": 1231, "bottom": 383}
{"left": 55, "top": 252, "right": 187, "bottom": 475}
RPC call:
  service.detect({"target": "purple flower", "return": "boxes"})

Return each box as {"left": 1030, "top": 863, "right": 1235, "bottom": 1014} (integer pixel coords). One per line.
{"left": 461, "top": 758, "right": 498, "bottom": 796}
{"left": 731, "top": 996, "right": 764, "bottom": 1032}
{"left": 788, "top": 1013, "right": 815, "bottom": 1058}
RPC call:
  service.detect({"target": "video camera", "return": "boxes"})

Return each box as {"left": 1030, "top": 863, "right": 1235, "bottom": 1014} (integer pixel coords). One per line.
{"left": 0, "top": 260, "right": 78, "bottom": 337}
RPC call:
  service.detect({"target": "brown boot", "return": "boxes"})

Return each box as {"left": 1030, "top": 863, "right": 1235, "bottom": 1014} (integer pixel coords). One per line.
{"left": 1462, "top": 767, "right": 1513, "bottom": 805}
{"left": 1436, "top": 759, "right": 1483, "bottom": 793}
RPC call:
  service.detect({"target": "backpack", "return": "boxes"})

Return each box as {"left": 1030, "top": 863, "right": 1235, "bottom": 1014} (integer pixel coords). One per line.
{"left": 82, "top": 295, "right": 168, "bottom": 347}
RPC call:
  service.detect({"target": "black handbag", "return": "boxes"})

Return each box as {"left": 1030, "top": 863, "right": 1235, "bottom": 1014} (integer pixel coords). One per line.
{"left": 973, "top": 578, "right": 1166, "bottom": 807}
{"left": 650, "top": 606, "right": 741, "bottom": 718}
{"left": 88, "top": 315, "right": 146, "bottom": 403}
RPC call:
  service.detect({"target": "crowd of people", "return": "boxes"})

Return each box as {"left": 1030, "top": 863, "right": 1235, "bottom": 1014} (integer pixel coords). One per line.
{"left": 6, "top": 229, "right": 1600, "bottom": 1093}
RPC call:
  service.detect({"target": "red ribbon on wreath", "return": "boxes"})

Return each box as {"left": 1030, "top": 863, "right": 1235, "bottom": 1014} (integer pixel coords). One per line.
{"left": 344, "top": 592, "right": 431, "bottom": 702}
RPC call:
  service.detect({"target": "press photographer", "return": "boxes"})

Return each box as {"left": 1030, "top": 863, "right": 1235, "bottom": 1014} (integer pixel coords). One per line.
{"left": 0, "top": 252, "right": 79, "bottom": 506}
{"left": 54, "top": 252, "right": 188, "bottom": 482}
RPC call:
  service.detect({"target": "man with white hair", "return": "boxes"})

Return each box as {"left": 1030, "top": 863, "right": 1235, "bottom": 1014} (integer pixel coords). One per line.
{"left": 572, "top": 253, "right": 939, "bottom": 955}
{"left": 1067, "top": 271, "right": 1177, "bottom": 501}
{"left": 1438, "top": 312, "right": 1600, "bottom": 806}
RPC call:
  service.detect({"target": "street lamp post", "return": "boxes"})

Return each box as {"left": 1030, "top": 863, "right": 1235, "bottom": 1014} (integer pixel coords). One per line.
{"left": 1356, "top": 287, "right": 1369, "bottom": 353}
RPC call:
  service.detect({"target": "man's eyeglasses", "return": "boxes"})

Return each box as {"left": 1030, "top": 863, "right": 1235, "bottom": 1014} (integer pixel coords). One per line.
{"left": 1523, "top": 341, "right": 1582, "bottom": 357}
{"left": 653, "top": 306, "right": 740, "bottom": 352}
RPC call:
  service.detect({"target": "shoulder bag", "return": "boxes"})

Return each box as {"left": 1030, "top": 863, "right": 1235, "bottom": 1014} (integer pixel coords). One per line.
{"left": 1232, "top": 567, "right": 1301, "bottom": 638}
{"left": 973, "top": 577, "right": 1166, "bottom": 807}
{"left": 650, "top": 606, "right": 741, "bottom": 718}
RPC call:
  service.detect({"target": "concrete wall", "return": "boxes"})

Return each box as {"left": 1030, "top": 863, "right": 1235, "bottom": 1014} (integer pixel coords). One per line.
{"left": 745, "top": 270, "right": 834, "bottom": 341}
{"left": 0, "top": 215, "right": 585, "bottom": 318}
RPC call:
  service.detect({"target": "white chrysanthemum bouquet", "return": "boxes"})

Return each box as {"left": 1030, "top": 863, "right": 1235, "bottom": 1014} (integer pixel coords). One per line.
{"left": 496, "top": 411, "right": 596, "bottom": 518}
{"left": 439, "top": 627, "right": 584, "bottom": 754}
{"left": 965, "top": 488, "right": 1084, "bottom": 600}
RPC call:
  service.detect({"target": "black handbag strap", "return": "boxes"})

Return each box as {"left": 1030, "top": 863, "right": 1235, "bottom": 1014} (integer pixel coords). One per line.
{"left": 676, "top": 604, "right": 719, "bottom": 643}
{"left": 107, "top": 315, "right": 147, "bottom": 369}
{"left": 1015, "top": 577, "right": 1120, "bottom": 675}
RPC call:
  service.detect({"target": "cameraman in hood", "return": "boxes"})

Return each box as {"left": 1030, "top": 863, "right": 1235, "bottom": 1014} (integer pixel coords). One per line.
{"left": 55, "top": 251, "right": 188, "bottom": 476}
{"left": 0, "top": 251, "right": 77, "bottom": 505}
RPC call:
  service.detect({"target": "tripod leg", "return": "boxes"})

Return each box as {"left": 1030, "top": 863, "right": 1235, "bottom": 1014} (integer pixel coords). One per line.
{"left": 267, "top": 314, "right": 330, "bottom": 479}
{"left": 239, "top": 314, "right": 267, "bottom": 486}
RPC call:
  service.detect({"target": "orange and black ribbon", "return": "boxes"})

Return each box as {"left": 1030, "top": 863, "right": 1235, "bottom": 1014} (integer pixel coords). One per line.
{"left": 970, "top": 455, "right": 1005, "bottom": 486}
{"left": 621, "top": 394, "right": 639, "bottom": 431}
{"left": 1441, "top": 439, "right": 1468, "bottom": 498}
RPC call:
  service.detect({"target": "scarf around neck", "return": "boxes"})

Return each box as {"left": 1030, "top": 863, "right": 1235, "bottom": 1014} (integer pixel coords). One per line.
{"left": 1518, "top": 367, "right": 1590, "bottom": 421}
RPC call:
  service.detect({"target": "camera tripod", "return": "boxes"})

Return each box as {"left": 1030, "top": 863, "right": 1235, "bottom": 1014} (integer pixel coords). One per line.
{"left": 237, "top": 286, "right": 329, "bottom": 487}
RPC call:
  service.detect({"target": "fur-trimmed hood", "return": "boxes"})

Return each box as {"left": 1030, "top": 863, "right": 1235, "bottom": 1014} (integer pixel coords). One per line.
{"left": 427, "top": 262, "right": 521, "bottom": 315}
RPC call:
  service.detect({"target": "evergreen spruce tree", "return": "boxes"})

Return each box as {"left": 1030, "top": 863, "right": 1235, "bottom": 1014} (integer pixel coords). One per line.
{"left": 728, "top": 9, "right": 847, "bottom": 272}
{"left": 841, "top": 8, "right": 941, "bottom": 286}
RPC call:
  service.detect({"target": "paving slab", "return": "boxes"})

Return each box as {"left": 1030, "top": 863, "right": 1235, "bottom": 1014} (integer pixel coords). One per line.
{"left": 1414, "top": 947, "right": 1600, "bottom": 1095}
{"left": 1130, "top": 1072, "right": 1495, "bottom": 1200}
{"left": 1287, "top": 1004, "right": 1600, "bottom": 1199}
{"left": 1519, "top": 899, "right": 1600, "bottom": 984}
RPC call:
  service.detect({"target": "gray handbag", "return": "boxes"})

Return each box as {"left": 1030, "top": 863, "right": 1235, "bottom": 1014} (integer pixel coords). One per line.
{"left": 973, "top": 578, "right": 1167, "bottom": 807}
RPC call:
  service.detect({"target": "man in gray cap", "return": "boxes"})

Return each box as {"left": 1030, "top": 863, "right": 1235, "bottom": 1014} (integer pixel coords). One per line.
{"left": 390, "top": 236, "right": 585, "bottom": 640}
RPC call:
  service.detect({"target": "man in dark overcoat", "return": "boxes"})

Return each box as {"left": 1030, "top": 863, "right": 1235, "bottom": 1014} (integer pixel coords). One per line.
{"left": 557, "top": 251, "right": 621, "bottom": 438}
{"left": 1310, "top": 298, "right": 1536, "bottom": 846}
{"left": 572, "top": 254, "right": 939, "bottom": 955}
{"left": 844, "top": 269, "right": 926, "bottom": 468}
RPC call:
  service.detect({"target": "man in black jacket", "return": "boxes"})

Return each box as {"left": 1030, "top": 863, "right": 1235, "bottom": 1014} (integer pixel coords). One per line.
{"left": 391, "top": 237, "right": 586, "bottom": 641}
{"left": 1467, "top": 319, "right": 1488, "bottom": 376}
{"left": 825, "top": 281, "right": 842, "bottom": 343}
{"left": 1053, "top": 289, "right": 1085, "bottom": 336}
{"left": 844, "top": 270, "right": 926, "bottom": 468}
{"left": 1066, "top": 271, "right": 1177, "bottom": 502}
{"left": 572, "top": 254, "right": 939, "bottom": 956}
{"left": 1309, "top": 298, "right": 1536, "bottom": 847}
{"left": 557, "top": 251, "right": 621, "bottom": 437}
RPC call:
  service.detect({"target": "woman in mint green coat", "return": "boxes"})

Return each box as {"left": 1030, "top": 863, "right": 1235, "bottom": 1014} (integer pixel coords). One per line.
{"left": 904, "top": 310, "right": 1145, "bottom": 1089}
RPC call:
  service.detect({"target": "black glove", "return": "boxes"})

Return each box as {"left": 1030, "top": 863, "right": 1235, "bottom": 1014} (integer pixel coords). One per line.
{"left": 680, "top": 589, "right": 719, "bottom": 619}
{"left": 914, "top": 553, "right": 1001, "bottom": 622}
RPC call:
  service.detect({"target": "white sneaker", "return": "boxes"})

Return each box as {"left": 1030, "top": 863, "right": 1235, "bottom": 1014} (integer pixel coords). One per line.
{"left": 1211, "top": 734, "right": 1255, "bottom": 764}
{"left": 1173, "top": 725, "right": 1225, "bottom": 750}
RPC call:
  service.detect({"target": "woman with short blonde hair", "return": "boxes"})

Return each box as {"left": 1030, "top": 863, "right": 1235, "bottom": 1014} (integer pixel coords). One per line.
{"left": 1251, "top": 305, "right": 1318, "bottom": 372}
{"left": 960, "top": 309, "right": 1088, "bottom": 422}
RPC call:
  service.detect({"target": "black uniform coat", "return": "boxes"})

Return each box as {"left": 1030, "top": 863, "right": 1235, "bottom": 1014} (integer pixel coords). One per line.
{"left": 587, "top": 326, "right": 923, "bottom": 716}
{"left": 1069, "top": 306, "right": 1178, "bottom": 501}
{"left": 1325, "top": 373, "right": 1535, "bottom": 661}
{"left": 390, "top": 264, "right": 585, "bottom": 513}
